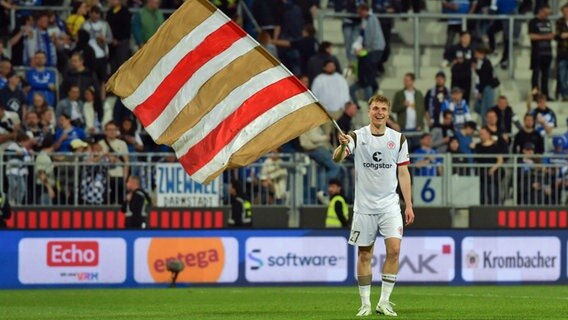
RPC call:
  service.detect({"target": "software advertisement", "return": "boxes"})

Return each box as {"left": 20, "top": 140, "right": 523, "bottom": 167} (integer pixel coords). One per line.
{"left": 462, "top": 237, "right": 561, "bottom": 282}
{"left": 18, "top": 238, "right": 127, "bottom": 284}
{"left": 134, "top": 237, "right": 239, "bottom": 283}
{"left": 245, "top": 237, "right": 348, "bottom": 282}
{"left": 353, "top": 237, "right": 456, "bottom": 282}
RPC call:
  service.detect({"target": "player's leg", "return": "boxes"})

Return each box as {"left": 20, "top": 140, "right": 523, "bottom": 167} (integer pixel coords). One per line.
{"left": 376, "top": 210, "right": 403, "bottom": 316}
{"left": 349, "top": 214, "right": 380, "bottom": 317}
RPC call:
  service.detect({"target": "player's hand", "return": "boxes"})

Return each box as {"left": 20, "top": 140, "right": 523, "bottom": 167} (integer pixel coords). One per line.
{"left": 338, "top": 133, "right": 349, "bottom": 146}
{"left": 405, "top": 206, "right": 415, "bottom": 226}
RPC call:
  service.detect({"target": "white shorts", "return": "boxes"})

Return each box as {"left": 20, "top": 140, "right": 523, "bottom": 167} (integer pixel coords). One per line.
{"left": 348, "top": 207, "right": 403, "bottom": 247}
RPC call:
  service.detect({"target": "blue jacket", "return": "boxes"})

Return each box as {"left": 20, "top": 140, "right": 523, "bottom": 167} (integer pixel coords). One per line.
{"left": 26, "top": 68, "right": 57, "bottom": 106}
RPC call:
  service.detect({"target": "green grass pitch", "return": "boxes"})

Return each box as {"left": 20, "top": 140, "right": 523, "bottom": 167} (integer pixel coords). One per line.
{"left": 1, "top": 286, "right": 567, "bottom": 319}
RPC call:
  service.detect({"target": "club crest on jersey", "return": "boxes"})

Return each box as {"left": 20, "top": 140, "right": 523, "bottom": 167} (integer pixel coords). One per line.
{"left": 387, "top": 141, "right": 396, "bottom": 149}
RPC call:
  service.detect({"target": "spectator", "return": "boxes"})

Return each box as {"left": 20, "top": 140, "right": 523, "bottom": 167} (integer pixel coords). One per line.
{"left": 259, "top": 150, "right": 288, "bottom": 204}
{"left": 431, "top": 110, "right": 455, "bottom": 153}
{"left": 47, "top": 10, "right": 70, "bottom": 72}
{"left": 31, "top": 92, "right": 55, "bottom": 130}
{"left": 443, "top": 31, "right": 473, "bottom": 102}
{"left": 26, "top": 51, "right": 57, "bottom": 107}
{"left": 107, "top": 0, "right": 132, "bottom": 74}
{"left": 413, "top": 133, "right": 443, "bottom": 176}
{"left": 306, "top": 41, "right": 341, "bottom": 84}
{"left": 9, "top": 15, "right": 34, "bottom": 67}
{"left": 0, "top": 41, "right": 8, "bottom": 61}
{"left": 66, "top": 1, "right": 88, "bottom": 40}
{"left": 489, "top": 95, "right": 522, "bottom": 138}
{"left": 0, "top": 72, "right": 27, "bottom": 121}
{"left": 555, "top": 3, "right": 568, "bottom": 101}
{"left": 0, "top": 60, "right": 11, "bottom": 89}
{"left": 473, "top": 46, "right": 498, "bottom": 123}
{"left": 352, "top": 4, "right": 385, "bottom": 101}
{"left": 23, "top": 110, "right": 50, "bottom": 150}
{"left": 448, "top": 137, "right": 469, "bottom": 175}
{"left": 543, "top": 137, "right": 568, "bottom": 204}
{"left": 311, "top": 59, "right": 351, "bottom": 121}
{"left": 512, "top": 113, "right": 545, "bottom": 154}
{"left": 336, "top": 101, "right": 358, "bottom": 135}
{"left": 401, "top": 0, "right": 422, "bottom": 13}
{"left": 392, "top": 72, "right": 425, "bottom": 134}
{"left": 517, "top": 142, "right": 542, "bottom": 204}
{"left": 122, "top": 175, "right": 152, "bottom": 229}
{"left": 442, "top": 0, "right": 471, "bottom": 49}
{"left": 60, "top": 52, "right": 99, "bottom": 100}
{"left": 252, "top": 0, "right": 281, "bottom": 37}
{"left": 440, "top": 87, "right": 472, "bottom": 130}
{"left": 373, "top": 0, "right": 399, "bottom": 74}
{"left": 71, "top": 29, "right": 97, "bottom": 73}
{"left": 335, "top": 0, "right": 364, "bottom": 64}
{"left": 132, "top": 0, "right": 165, "bottom": 48}
{"left": 34, "top": 135, "right": 55, "bottom": 205}
{"left": 23, "top": 11, "right": 57, "bottom": 67}
{"left": 529, "top": 94, "right": 557, "bottom": 136}
{"left": 475, "top": 126, "right": 504, "bottom": 205}
{"left": 318, "top": 178, "right": 349, "bottom": 228}
{"left": 228, "top": 180, "right": 253, "bottom": 227}
{"left": 529, "top": 5, "right": 554, "bottom": 99}
{"left": 0, "top": 189, "right": 10, "bottom": 228}
{"left": 296, "top": 0, "right": 319, "bottom": 26}
{"left": 83, "top": 86, "right": 101, "bottom": 135}
{"left": 82, "top": 6, "right": 112, "bottom": 87}
{"left": 119, "top": 117, "right": 144, "bottom": 177}
{"left": 0, "top": 101, "right": 20, "bottom": 150}
{"left": 56, "top": 85, "right": 85, "bottom": 128}
{"left": 424, "top": 71, "right": 450, "bottom": 128}
{"left": 257, "top": 31, "right": 278, "bottom": 58}
{"left": 299, "top": 125, "right": 342, "bottom": 192}
{"left": 485, "top": 109, "right": 510, "bottom": 148}
{"left": 5, "top": 132, "right": 34, "bottom": 205}
{"left": 81, "top": 140, "right": 109, "bottom": 205}
{"left": 487, "top": 0, "right": 518, "bottom": 69}
{"left": 98, "top": 120, "right": 129, "bottom": 204}
{"left": 454, "top": 120, "right": 477, "bottom": 158}
{"left": 271, "top": 24, "right": 318, "bottom": 75}
{"left": 53, "top": 112, "right": 87, "bottom": 152}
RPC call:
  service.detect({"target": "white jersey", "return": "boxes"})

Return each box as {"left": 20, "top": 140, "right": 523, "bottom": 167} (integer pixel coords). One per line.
{"left": 346, "top": 126, "right": 409, "bottom": 215}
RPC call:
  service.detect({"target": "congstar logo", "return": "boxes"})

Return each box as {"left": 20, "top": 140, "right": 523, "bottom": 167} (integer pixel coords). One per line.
{"left": 363, "top": 152, "right": 393, "bottom": 169}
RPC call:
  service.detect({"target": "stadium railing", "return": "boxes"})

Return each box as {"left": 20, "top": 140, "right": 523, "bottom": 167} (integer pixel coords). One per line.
{"left": 1, "top": 151, "right": 566, "bottom": 207}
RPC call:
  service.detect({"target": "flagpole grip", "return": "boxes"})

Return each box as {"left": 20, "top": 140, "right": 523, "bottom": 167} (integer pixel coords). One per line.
{"left": 331, "top": 119, "right": 345, "bottom": 136}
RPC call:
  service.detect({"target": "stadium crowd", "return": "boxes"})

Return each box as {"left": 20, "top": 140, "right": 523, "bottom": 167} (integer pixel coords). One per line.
{"left": 0, "top": 0, "right": 566, "bottom": 208}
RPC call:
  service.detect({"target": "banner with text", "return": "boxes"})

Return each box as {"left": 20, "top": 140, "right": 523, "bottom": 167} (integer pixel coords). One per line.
{"left": 155, "top": 163, "right": 220, "bottom": 207}
{"left": 461, "top": 237, "right": 561, "bottom": 282}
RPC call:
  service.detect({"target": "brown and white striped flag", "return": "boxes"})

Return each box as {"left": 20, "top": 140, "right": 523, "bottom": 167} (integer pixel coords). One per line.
{"left": 106, "top": 0, "right": 329, "bottom": 184}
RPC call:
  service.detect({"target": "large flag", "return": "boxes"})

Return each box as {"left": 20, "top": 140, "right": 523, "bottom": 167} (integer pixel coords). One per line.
{"left": 106, "top": 0, "right": 329, "bottom": 184}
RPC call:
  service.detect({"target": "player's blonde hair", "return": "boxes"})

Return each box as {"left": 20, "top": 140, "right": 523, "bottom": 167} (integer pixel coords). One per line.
{"left": 367, "top": 94, "right": 391, "bottom": 112}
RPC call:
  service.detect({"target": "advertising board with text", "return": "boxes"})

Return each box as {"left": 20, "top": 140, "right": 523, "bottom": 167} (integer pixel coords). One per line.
{"left": 353, "top": 237, "right": 455, "bottom": 282}
{"left": 134, "top": 237, "right": 238, "bottom": 283}
{"left": 155, "top": 163, "right": 220, "bottom": 207}
{"left": 18, "top": 238, "right": 126, "bottom": 284}
{"left": 462, "top": 237, "right": 561, "bottom": 282}
{"left": 246, "top": 237, "right": 348, "bottom": 282}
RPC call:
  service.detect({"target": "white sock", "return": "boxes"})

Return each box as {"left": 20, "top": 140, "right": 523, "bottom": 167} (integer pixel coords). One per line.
{"left": 379, "top": 274, "right": 397, "bottom": 304}
{"left": 359, "top": 285, "right": 371, "bottom": 306}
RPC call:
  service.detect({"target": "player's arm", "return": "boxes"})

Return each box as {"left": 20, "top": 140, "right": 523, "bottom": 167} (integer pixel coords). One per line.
{"left": 333, "top": 132, "right": 355, "bottom": 163}
{"left": 397, "top": 135, "right": 414, "bottom": 225}
{"left": 398, "top": 165, "right": 414, "bottom": 226}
